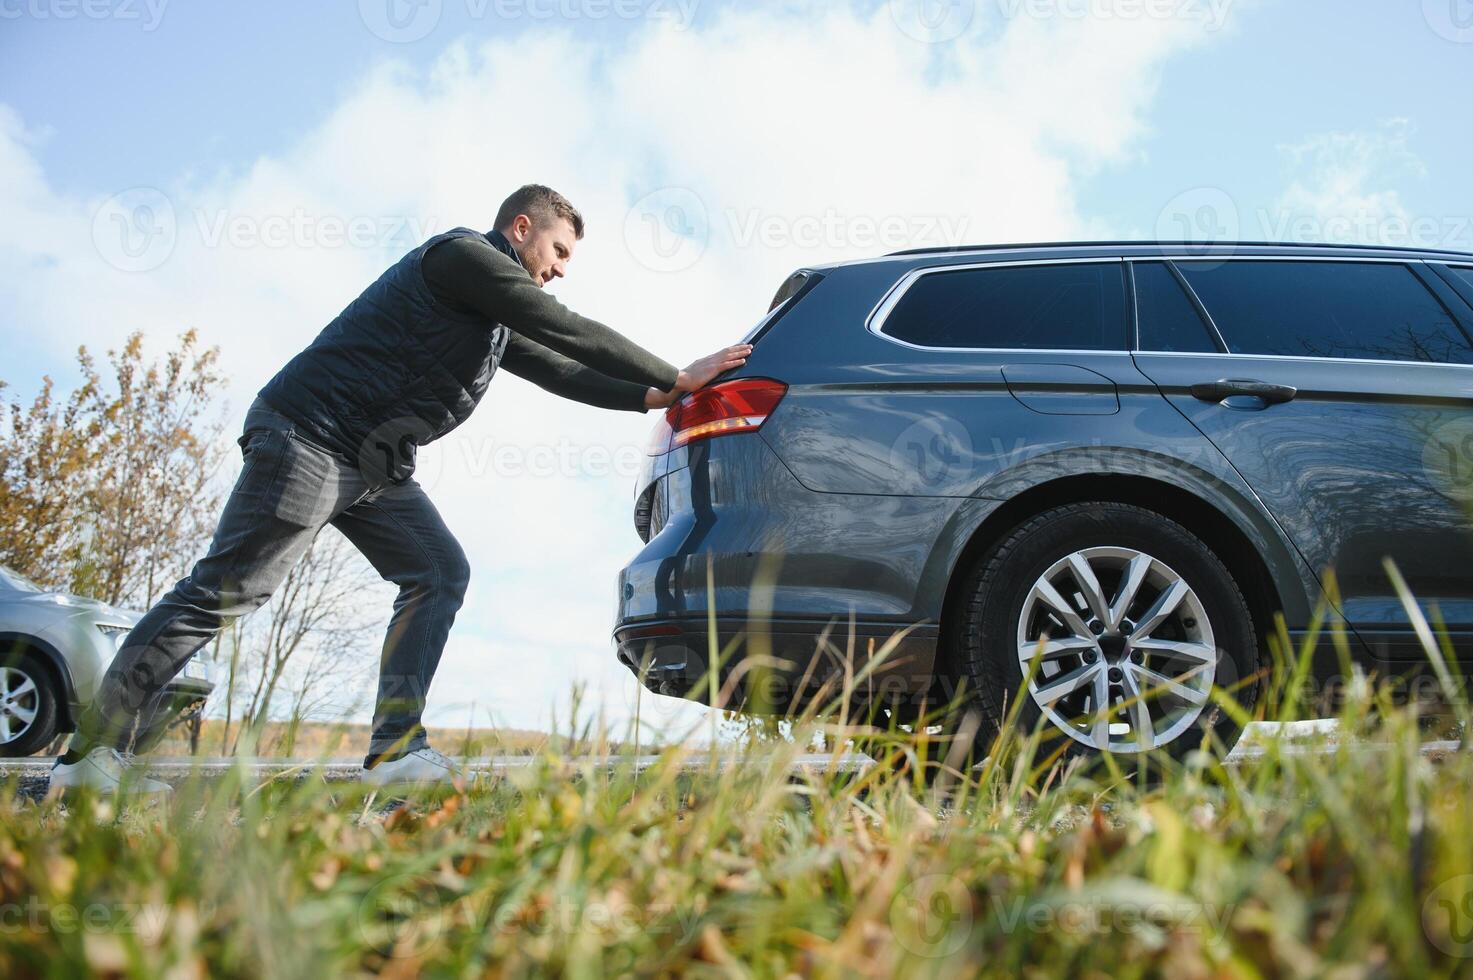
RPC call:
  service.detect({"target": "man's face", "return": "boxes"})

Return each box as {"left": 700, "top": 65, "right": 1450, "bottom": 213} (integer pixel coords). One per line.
{"left": 506, "top": 213, "right": 577, "bottom": 287}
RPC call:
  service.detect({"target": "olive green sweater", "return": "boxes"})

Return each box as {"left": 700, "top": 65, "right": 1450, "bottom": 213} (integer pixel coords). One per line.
{"left": 422, "top": 234, "right": 680, "bottom": 413}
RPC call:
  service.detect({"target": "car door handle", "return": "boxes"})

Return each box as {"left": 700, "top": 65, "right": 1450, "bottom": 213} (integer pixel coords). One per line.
{"left": 1190, "top": 379, "right": 1298, "bottom": 405}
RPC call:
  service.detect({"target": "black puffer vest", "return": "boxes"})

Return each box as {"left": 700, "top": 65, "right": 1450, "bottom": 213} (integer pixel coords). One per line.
{"left": 258, "top": 227, "right": 516, "bottom": 484}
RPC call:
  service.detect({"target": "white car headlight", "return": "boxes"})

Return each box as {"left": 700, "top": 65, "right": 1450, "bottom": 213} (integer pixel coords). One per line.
{"left": 96, "top": 623, "right": 132, "bottom": 646}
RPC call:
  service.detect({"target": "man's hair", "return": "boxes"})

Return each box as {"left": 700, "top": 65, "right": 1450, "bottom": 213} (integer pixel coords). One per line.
{"left": 494, "top": 184, "right": 585, "bottom": 239}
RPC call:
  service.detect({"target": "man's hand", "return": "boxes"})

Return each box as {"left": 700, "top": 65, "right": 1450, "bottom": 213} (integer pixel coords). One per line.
{"left": 644, "top": 344, "right": 754, "bottom": 410}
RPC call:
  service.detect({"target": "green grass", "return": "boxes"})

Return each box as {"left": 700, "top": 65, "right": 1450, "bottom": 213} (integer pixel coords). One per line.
{"left": 4, "top": 590, "right": 1473, "bottom": 977}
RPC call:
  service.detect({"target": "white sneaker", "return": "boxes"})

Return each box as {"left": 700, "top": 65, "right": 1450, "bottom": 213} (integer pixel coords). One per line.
{"left": 359, "top": 747, "right": 464, "bottom": 789}
{"left": 49, "top": 747, "right": 172, "bottom": 798}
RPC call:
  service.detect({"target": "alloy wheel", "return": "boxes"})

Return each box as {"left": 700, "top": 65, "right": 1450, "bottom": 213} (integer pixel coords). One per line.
{"left": 1016, "top": 546, "right": 1218, "bottom": 752}
{"left": 0, "top": 665, "right": 40, "bottom": 745}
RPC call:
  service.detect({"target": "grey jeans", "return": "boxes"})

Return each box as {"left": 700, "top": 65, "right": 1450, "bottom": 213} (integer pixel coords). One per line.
{"left": 72, "top": 398, "right": 470, "bottom": 763}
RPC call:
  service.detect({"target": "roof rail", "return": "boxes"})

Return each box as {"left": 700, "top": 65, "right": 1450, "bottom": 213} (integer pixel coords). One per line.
{"left": 885, "top": 240, "right": 1473, "bottom": 258}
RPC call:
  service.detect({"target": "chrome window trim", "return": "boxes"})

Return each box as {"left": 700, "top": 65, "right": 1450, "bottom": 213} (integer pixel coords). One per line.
{"left": 1131, "top": 350, "right": 1473, "bottom": 371}
{"left": 1127, "top": 259, "right": 1230, "bottom": 354}
{"left": 867, "top": 253, "right": 1473, "bottom": 367}
{"left": 1137, "top": 256, "right": 1473, "bottom": 366}
{"left": 1152, "top": 255, "right": 1427, "bottom": 264}
{"left": 865, "top": 257, "right": 1129, "bottom": 354}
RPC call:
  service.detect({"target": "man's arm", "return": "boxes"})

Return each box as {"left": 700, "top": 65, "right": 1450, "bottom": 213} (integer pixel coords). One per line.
{"left": 423, "top": 236, "right": 680, "bottom": 392}
{"left": 500, "top": 332, "right": 660, "bottom": 412}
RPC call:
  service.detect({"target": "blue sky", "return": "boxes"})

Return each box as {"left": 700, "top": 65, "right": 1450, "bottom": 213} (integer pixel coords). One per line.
{"left": 4, "top": 1, "right": 1469, "bottom": 249}
{"left": 1, "top": 0, "right": 1470, "bottom": 733}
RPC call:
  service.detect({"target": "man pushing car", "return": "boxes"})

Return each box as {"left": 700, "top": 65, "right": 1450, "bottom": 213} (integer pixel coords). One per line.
{"left": 50, "top": 184, "right": 750, "bottom": 795}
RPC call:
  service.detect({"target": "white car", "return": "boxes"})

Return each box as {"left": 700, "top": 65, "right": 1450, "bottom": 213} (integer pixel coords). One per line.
{"left": 0, "top": 565, "right": 215, "bottom": 757}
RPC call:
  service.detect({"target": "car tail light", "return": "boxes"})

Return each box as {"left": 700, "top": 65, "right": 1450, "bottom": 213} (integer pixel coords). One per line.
{"left": 652, "top": 378, "right": 787, "bottom": 452}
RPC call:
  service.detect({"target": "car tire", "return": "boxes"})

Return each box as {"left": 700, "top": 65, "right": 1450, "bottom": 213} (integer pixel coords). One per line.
{"left": 0, "top": 650, "right": 61, "bottom": 758}
{"left": 956, "top": 502, "right": 1260, "bottom": 765}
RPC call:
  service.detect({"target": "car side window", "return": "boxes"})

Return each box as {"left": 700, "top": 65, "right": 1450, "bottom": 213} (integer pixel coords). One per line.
{"left": 1132, "top": 262, "right": 1221, "bottom": 353}
{"left": 1174, "top": 260, "right": 1473, "bottom": 364}
{"left": 879, "top": 262, "right": 1127, "bottom": 351}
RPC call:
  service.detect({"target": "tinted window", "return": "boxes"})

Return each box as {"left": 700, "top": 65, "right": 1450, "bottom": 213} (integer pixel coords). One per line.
{"left": 1175, "top": 261, "right": 1473, "bottom": 364}
{"left": 1133, "top": 262, "right": 1220, "bottom": 353}
{"left": 1449, "top": 266, "right": 1473, "bottom": 291}
{"left": 881, "top": 263, "right": 1126, "bottom": 350}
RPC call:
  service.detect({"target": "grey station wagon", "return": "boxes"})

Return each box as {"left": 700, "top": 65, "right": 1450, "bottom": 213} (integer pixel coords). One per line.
{"left": 614, "top": 242, "right": 1473, "bottom": 759}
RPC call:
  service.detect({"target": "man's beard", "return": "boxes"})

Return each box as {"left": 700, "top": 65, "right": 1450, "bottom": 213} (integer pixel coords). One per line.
{"left": 514, "top": 248, "right": 544, "bottom": 287}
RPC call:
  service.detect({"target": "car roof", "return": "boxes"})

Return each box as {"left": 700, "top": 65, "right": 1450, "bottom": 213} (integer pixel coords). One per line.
{"left": 807, "top": 240, "right": 1473, "bottom": 272}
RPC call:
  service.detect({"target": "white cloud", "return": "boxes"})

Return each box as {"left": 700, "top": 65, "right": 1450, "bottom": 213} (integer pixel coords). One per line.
{"left": 1266, "top": 120, "right": 1468, "bottom": 250}
{"left": 0, "top": 3, "right": 1239, "bottom": 734}
{"left": 1276, "top": 121, "right": 1418, "bottom": 224}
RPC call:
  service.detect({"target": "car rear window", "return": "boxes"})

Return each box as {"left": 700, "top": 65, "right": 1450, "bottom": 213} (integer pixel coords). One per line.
{"left": 879, "top": 262, "right": 1127, "bottom": 351}
{"left": 1174, "top": 260, "right": 1473, "bottom": 364}
{"left": 1447, "top": 266, "right": 1473, "bottom": 291}
{"left": 1133, "top": 262, "right": 1221, "bottom": 353}
{"left": 741, "top": 270, "right": 821, "bottom": 346}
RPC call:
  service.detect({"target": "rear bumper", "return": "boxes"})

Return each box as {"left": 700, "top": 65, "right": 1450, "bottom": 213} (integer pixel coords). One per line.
{"left": 615, "top": 433, "right": 968, "bottom": 713}
{"left": 614, "top": 616, "right": 939, "bottom": 714}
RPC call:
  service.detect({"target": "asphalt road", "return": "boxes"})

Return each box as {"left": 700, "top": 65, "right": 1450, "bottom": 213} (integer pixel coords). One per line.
{"left": 3, "top": 734, "right": 1464, "bottom": 802}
